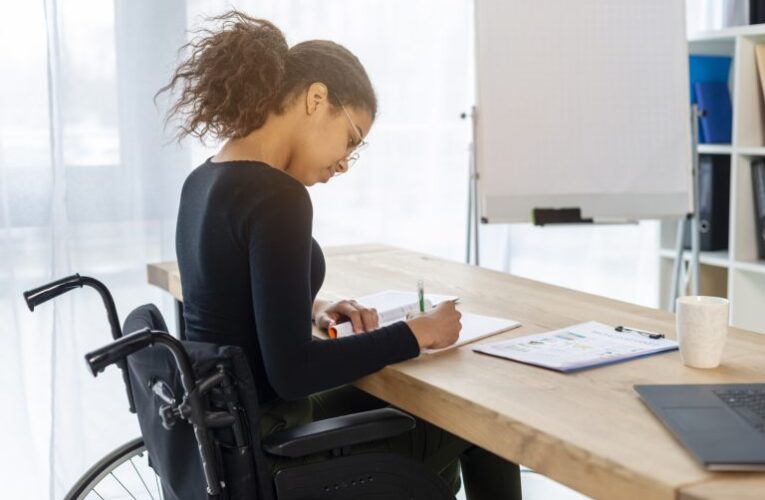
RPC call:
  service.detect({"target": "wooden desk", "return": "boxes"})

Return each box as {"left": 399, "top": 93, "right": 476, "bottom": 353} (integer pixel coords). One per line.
{"left": 148, "top": 244, "right": 765, "bottom": 500}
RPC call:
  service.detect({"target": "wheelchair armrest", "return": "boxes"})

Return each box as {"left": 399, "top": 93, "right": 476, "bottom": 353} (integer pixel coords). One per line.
{"left": 262, "top": 407, "right": 415, "bottom": 458}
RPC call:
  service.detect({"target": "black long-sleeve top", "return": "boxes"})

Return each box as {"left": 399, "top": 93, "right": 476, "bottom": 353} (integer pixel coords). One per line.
{"left": 175, "top": 158, "right": 421, "bottom": 404}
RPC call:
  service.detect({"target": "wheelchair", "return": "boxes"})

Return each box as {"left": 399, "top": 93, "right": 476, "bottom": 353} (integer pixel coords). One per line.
{"left": 24, "top": 274, "right": 457, "bottom": 500}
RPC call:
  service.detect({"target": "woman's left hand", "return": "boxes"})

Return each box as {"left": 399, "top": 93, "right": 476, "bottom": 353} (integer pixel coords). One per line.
{"left": 314, "top": 299, "right": 380, "bottom": 333}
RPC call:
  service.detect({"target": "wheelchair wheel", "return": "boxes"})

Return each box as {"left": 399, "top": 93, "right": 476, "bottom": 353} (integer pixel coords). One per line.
{"left": 65, "top": 437, "right": 165, "bottom": 500}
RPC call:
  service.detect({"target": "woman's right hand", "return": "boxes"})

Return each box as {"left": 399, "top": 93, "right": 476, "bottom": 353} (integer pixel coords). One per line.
{"left": 405, "top": 300, "right": 462, "bottom": 350}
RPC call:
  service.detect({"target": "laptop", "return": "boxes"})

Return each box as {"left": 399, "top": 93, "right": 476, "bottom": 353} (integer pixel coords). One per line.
{"left": 634, "top": 384, "right": 765, "bottom": 471}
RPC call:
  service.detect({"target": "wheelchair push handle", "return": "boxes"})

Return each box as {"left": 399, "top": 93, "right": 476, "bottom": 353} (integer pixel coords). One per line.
{"left": 84, "top": 328, "right": 196, "bottom": 390}
{"left": 86, "top": 327, "right": 155, "bottom": 376}
{"left": 23, "top": 273, "right": 135, "bottom": 412}
{"left": 23, "top": 274, "right": 83, "bottom": 311}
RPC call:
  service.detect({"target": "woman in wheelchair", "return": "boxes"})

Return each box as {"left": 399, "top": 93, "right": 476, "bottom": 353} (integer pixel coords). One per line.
{"left": 156, "top": 9, "right": 522, "bottom": 500}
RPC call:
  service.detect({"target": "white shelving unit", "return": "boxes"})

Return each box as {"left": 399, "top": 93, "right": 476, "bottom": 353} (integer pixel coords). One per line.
{"left": 659, "top": 24, "right": 765, "bottom": 334}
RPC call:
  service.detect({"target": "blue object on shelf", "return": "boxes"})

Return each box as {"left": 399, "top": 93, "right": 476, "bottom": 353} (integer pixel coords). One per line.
{"left": 689, "top": 55, "right": 732, "bottom": 104}
{"left": 689, "top": 55, "right": 732, "bottom": 143}
{"left": 695, "top": 81, "right": 732, "bottom": 144}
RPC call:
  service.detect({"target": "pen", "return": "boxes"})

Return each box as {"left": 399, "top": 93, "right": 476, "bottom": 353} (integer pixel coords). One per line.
{"left": 615, "top": 325, "right": 665, "bottom": 339}
{"left": 417, "top": 279, "right": 425, "bottom": 312}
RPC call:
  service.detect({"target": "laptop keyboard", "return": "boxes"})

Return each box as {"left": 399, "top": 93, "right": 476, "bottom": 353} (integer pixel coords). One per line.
{"left": 715, "top": 389, "right": 765, "bottom": 433}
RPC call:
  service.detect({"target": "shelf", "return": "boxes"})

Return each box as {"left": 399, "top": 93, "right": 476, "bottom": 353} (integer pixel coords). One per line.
{"left": 697, "top": 144, "right": 733, "bottom": 154}
{"left": 658, "top": 250, "right": 765, "bottom": 274}
{"left": 689, "top": 24, "right": 765, "bottom": 42}
{"left": 659, "top": 25, "right": 765, "bottom": 331}
{"left": 738, "top": 146, "right": 765, "bottom": 156}
{"left": 734, "top": 259, "right": 765, "bottom": 275}
{"left": 658, "top": 248, "right": 730, "bottom": 268}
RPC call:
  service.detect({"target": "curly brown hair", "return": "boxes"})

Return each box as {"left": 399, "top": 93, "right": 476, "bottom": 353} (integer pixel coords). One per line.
{"left": 156, "top": 10, "right": 377, "bottom": 143}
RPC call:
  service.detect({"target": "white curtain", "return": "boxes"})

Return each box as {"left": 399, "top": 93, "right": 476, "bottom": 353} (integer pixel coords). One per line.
{"left": 3, "top": 1, "right": 677, "bottom": 497}
{"left": 2, "top": 0, "right": 190, "bottom": 497}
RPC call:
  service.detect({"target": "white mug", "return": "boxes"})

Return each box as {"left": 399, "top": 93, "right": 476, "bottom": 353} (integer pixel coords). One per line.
{"left": 675, "top": 296, "right": 729, "bottom": 369}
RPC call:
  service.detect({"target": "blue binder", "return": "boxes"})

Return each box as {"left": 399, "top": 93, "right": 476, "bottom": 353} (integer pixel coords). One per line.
{"left": 695, "top": 82, "right": 732, "bottom": 144}
{"left": 689, "top": 55, "right": 732, "bottom": 143}
{"left": 689, "top": 55, "right": 732, "bottom": 104}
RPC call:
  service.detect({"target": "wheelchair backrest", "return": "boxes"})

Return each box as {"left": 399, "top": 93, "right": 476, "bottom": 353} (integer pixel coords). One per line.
{"left": 122, "top": 304, "right": 272, "bottom": 500}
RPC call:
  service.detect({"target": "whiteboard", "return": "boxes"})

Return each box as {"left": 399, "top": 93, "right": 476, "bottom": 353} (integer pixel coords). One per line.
{"left": 475, "top": 0, "right": 692, "bottom": 223}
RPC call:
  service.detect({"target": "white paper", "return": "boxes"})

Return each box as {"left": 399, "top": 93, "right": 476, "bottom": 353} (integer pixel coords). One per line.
{"left": 473, "top": 321, "right": 678, "bottom": 372}
{"left": 356, "top": 290, "right": 458, "bottom": 310}
{"left": 328, "top": 290, "right": 521, "bottom": 353}
{"left": 422, "top": 312, "right": 521, "bottom": 354}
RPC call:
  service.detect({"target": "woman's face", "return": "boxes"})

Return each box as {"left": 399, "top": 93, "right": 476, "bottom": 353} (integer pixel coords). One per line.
{"left": 289, "top": 83, "right": 373, "bottom": 186}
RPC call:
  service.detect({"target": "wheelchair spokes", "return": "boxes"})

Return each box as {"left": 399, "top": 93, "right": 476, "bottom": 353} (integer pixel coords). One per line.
{"left": 93, "top": 452, "right": 158, "bottom": 500}
{"left": 68, "top": 438, "right": 163, "bottom": 500}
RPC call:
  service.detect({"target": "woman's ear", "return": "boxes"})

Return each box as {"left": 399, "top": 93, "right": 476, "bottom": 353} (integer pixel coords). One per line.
{"left": 305, "top": 82, "right": 329, "bottom": 115}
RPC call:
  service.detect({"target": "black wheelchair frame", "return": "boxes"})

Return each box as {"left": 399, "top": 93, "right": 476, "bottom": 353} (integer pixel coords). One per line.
{"left": 24, "top": 274, "right": 457, "bottom": 500}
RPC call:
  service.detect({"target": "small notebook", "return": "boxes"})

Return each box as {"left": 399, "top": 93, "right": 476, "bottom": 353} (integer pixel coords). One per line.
{"left": 473, "top": 321, "right": 678, "bottom": 372}
{"left": 325, "top": 290, "right": 521, "bottom": 354}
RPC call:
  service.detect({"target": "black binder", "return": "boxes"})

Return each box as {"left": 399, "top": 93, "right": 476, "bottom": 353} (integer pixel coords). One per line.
{"left": 752, "top": 159, "right": 765, "bottom": 260}
{"left": 752, "top": 0, "right": 765, "bottom": 24}
{"left": 684, "top": 155, "right": 730, "bottom": 251}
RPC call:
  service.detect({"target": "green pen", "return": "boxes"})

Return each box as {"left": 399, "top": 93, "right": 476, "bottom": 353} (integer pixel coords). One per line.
{"left": 417, "top": 279, "right": 425, "bottom": 312}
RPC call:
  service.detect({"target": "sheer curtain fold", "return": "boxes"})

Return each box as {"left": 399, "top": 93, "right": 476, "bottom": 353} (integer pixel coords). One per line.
{"left": 2, "top": 0, "right": 190, "bottom": 496}
{"left": 43, "top": 0, "right": 72, "bottom": 492}
{"left": 2, "top": 1, "right": 689, "bottom": 497}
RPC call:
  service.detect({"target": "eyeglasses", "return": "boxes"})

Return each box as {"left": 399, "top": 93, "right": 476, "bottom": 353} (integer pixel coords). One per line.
{"left": 338, "top": 103, "right": 368, "bottom": 173}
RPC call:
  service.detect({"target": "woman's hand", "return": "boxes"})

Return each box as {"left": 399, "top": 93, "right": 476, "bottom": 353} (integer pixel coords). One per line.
{"left": 405, "top": 300, "right": 462, "bottom": 349}
{"left": 313, "top": 299, "right": 380, "bottom": 333}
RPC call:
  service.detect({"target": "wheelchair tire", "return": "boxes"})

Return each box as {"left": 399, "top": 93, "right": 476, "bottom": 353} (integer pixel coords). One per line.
{"left": 65, "top": 437, "right": 165, "bottom": 500}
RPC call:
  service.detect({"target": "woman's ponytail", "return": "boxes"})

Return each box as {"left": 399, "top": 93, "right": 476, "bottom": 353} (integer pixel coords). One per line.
{"left": 157, "top": 11, "right": 288, "bottom": 142}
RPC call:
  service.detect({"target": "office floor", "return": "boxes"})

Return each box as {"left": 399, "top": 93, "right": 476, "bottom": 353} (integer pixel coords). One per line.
{"left": 456, "top": 468, "right": 589, "bottom": 500}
